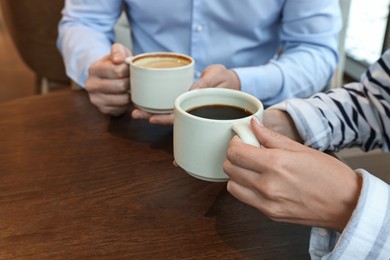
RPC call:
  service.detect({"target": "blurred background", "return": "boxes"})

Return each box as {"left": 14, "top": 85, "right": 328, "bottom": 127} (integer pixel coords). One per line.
{"left": 1, "top": 0, "right": 389, "bottom": 103}
{"left": 0, "top": 4, "right": 36, "bottom": 103}
{"left": 344, "top": 0, "right": 390, "bottom": 80}
{"left": 0, "top": 0, "right": 389, "bottom": 160}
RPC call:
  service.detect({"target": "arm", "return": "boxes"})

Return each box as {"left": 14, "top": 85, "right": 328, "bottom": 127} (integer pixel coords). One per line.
{"left": 309, "top": 170, "right": 390, "bottom": 259}
{"left": 193, "top": 0, "right": 341, "bottom": 106}
{"left": 224, "top": 118, "right": 390, "bottom": 258}
{"left": 254, "top": 50, "right": 390, "bottom": 257}
{"left": 58, "top": 1, "right": 132, "bottom": 116}
{"left": 207, "top": 0, "right": 340, "bottom": 106}
{"left": 224, "top": 119, "right": 362, "bottom": 232}
{"left": 272, "top": 49, "right": 390, "bottom": 152}
{"left": 57, "top": 0, "right": 123, "bottom": 86}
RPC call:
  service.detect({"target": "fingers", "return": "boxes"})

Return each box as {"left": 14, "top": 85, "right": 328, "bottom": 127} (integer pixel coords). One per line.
{"left": 89, "top": 59, "right": 129, "bottom": 80}
{"left": 190, "top": 75, "right": 208, "bottom": 90}
{"left": 88, "top": 92, "right": 130, "bottom": 114}
{"left": 99, "top": 105, "right": 129, "bottom": 116}
{"left": 131, "top": 109, "right": 174, "bottom": 125}
{"left": 110, "top": 43, "right": 133, "bottom": 64}
{"left": 226, "top": 179, "right": 266, "bottom": 212}
{"left": 88, "top": 43, "right": 132, "bottom": 80}
{"left": 224, "top": 156, "right": 264, "bottom": 189}
{"left": 149, "top": 114, "right": 174, "bottom": 125}
{"left": 89, "top": 95, "right": 130, "bottom": 116}
{"left": 226, "top": 135, "right": 268, "bottom": 172}
{"left": 190, "top": 64, "right": 240, "bottom": 90}
{"left": 262, "top": 109, "right": 303, "bottom": 143}
{"left": 250, "top": 117, "right": 303, "bottom": 152}
{"left": 191, "top": 65, "right": 224, "bottom": 89}
{"left": 131, "top": 109, "right": 152, "bottom": 120}
{"left": 86, "top": 77, "right": 130, "bottom": 94}
{"left": 85, "top": 44, "right": 133, "bottom": 116}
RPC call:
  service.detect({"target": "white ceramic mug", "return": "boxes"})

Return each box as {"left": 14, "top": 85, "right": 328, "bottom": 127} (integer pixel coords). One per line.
{"left": 126, "top": 52, "right": 194, "bottom": 114}
{"left": 173, "top": 88, "right": 263, "bottom": 182}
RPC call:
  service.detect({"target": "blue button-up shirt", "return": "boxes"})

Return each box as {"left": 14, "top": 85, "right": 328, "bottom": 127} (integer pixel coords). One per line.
{"left": 58, "top": 0, "right": 341, "bottom": 106}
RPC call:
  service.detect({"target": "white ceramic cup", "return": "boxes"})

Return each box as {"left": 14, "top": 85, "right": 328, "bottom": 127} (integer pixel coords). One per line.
{"left": 126, "top": 52, "right": 194, "bottom": 114}
{"left": 173, "top": 88, "right": 263, "bottom": 182}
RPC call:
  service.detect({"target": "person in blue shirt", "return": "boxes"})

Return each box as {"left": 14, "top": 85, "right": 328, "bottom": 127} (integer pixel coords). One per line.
{"left": 58, "top": 0, "right": 341, "bottom": 123}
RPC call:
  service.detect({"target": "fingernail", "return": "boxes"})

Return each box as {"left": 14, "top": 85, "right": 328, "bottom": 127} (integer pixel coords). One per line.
{"left": 113, "top": 54, "right": 122, "bottom": 62}
{"left": 253, "top": 115, "right": 264, "bottom": 127}
{"left": 191, "top": 81, "right": 200, "bottom": 90}
{"left": 132, "top": 111, "right": 140, "bottom": 119}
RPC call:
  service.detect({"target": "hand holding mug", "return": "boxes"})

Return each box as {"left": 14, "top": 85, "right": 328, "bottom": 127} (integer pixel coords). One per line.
{"left": 224, "top": 118, "right": 362, "bottom": 232}
{"left": 262, "top": 109, "right": 303, "bottom": 143}
{"left": 131, "top": 109, "right": 175, "bottom": 125}
{"left": 191, "top": 64, "right": 241, "bottom": 91}
{"left": 86, "top": 43, "right": 132, "bottom": 116}
{"left": 128, "top": 52, "right": 194, "bottom": 124}
{"left": 131, "top": 63, "right": 240, "bottom": 125}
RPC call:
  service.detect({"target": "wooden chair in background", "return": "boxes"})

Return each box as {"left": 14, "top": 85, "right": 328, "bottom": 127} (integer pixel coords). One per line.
{"left": 0, "top": 0, "right": 70, "bottom": 94}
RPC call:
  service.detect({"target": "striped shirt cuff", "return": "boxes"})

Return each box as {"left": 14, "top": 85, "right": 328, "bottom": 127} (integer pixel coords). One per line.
{"left": 309, "top": 170, "right": 390, "bottom": 259}
{"left": 271, "top": 98, "right": 333, "bottom": 151}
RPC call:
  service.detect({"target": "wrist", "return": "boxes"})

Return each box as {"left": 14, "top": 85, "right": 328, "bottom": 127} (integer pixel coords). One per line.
{"left": 229, "top": 69, "right": 241, "bottom": 90}
{"left": 332, "top": 172, "right": 363, "bottom": 233}
{"left": 263, "top": 109, "right": 303, "bottom": 143}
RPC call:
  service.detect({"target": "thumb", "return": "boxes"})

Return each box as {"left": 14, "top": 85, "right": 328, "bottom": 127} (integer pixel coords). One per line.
{"left": 190, "top": 74, "right": 208, "bottom": 90}
{"left": 251, "top": 116, "right": 302, "bottom": 151}
{"left": 190, "top": 66, "right": 217, "bottom": 90}
{"left": 110, "top": 43, "right": 132, "bottom": 64}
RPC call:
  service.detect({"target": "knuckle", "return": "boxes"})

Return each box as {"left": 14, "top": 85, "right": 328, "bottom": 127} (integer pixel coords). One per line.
{"left": 98, "top": 106, "right": 110, "bottom": 115}
{"left": 226, "top": 141, "right": 240, "bottom": 162}
{"left": 226, "top": 180, "right": 241, "bottom": 196}
{"left": 85, "top": 80, "right": 94, "bottom": 91}
{"left": 261, "top": 130, "right": 282, "bottom": 147}
{"left": 118, "top": 79, "right": 129, "bottom": 92}
{"left": 262, "top": 203, "right": 284, "bottom": 220}
{"left": 226, "top": 180, "right": 235, "bottom": 194}
{"left": 88, "top": 61, "right": 100, "bottom": 76}
{"left": 88, "top": 95, "right": 101, "bottom": 107}
{"left": 222, "top": 160, "right": 232, "bottom": 175}
{"left": 255, "top": 178, "right": 277, "bottom": 200}
{"left": 88, "top": 64, "right": 95, "bottom": 76}
{"left": 113, "top": 65, "right": 127, "bottom": 78}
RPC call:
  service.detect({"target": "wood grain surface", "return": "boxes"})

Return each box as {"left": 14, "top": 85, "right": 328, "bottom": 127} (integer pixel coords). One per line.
{"left": 0, "top": 90, "right": 313, "bottom": 259}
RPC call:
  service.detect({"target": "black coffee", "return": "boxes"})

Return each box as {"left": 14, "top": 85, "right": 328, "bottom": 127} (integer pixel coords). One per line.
{"left": 187, "top": 104, "right": 252, "bottom": 120}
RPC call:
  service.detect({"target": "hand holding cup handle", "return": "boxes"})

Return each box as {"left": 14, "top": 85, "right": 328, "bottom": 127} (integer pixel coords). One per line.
{"left": 232, "top": 121, "right": 261, "bottom": 148}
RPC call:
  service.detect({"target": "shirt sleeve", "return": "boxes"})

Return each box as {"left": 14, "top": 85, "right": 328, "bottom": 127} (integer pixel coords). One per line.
{"left": 272, "top": 49, "right": 390, "bottom": 152}
{"left": 309, "top": 170, "right": 390, "bottom": 259}
{"left": 271, "top": 50, "right": 390, "bottom": 258}
{"left": 57, "top": 0, "right": 123, "bottom": 87}
{"left": 233, "top": 0, "right": 341, "bottom": 106}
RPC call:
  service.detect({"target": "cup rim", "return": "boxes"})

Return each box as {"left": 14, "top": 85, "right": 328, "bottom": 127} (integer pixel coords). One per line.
{"left": 174, "top": 88, "right": 263, "bottom": 122}
{"left": 125, "top": 52, "right": 194, "bottom": 70}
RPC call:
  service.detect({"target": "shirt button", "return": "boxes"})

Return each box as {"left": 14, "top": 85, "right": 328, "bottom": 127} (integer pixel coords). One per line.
{"left": 196, "top": 72, "right": 202, "bottom": 78}
{"left": 194, "top": 24, "right": 203, "bottom": 32}
{"left": 319, "top": 229, "right": 328, "bottom": 237}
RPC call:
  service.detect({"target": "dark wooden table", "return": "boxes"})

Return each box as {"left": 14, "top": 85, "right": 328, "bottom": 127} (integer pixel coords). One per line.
{"left": 341, "top": 152, "right": 390, "bottom": 183}
{"left": 5, "top": 90, "right": 387, "bottom": 259}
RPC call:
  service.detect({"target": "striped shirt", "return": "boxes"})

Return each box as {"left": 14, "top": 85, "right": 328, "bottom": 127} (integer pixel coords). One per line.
{"left": 273, "top": 49, "right": 390, "bottom": 258}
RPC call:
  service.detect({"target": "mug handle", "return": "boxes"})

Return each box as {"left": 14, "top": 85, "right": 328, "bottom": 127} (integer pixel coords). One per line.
{"left": 232, "top": 121, "right": 261, "bottom": 147}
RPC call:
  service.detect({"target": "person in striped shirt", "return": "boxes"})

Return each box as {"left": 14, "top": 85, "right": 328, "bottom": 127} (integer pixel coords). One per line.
{"left": 224, "top": 49, "right": 390, "bottom": 258}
